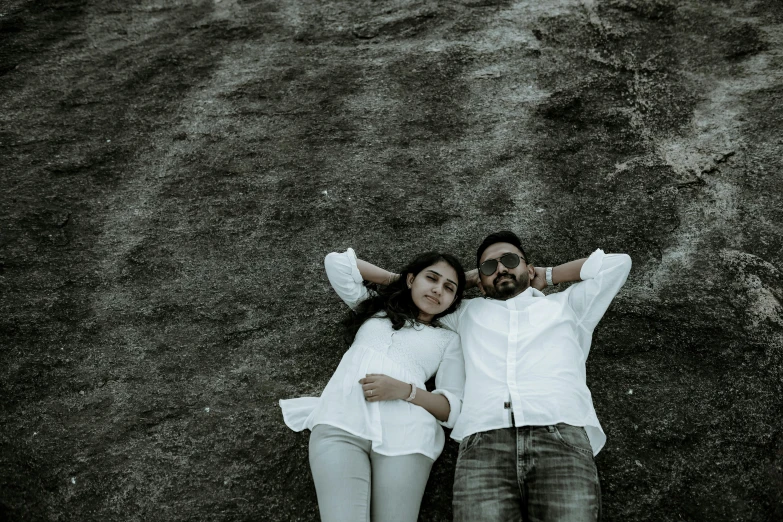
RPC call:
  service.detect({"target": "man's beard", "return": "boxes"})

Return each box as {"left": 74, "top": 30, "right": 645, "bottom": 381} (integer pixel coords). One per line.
{"left": 484, "top": 272, "right": 529, "bottom": 300}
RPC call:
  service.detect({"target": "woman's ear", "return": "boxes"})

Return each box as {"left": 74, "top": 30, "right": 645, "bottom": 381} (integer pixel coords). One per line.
{"left": 406, "top": 273, "right": 414, "bottom": 289}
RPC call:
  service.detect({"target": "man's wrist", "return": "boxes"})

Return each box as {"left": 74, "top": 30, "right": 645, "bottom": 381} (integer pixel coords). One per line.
{"left": 546, "top": 267, "right": 554, "bottom": 287}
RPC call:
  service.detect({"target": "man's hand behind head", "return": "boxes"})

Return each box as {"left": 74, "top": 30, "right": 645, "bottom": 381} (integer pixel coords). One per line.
{"left": 530, "top": 266, "right": 547, "bottom": 291}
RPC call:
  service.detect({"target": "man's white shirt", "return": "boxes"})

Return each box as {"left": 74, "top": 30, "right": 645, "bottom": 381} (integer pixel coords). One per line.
{"left": 440, "top": 249, "right": 632, "bottom": 455}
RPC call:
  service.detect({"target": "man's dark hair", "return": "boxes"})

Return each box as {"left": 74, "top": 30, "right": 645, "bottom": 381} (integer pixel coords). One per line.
{"left": 476, "top": 231, "right": 528, "bottom": 268}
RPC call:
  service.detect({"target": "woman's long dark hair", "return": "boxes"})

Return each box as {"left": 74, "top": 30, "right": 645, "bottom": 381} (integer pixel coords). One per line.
{"left": 342, "top": 252, "right": 466, "bottom": 345}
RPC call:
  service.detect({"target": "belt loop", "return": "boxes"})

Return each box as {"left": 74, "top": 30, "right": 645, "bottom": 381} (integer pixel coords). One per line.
{"left": 546, "top": 425, "right": 555, "bottom": 433}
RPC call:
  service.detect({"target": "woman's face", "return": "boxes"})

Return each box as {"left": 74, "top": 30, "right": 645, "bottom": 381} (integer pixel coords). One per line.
{"left": 406, "top": 260, "right": 460, "bottom": 322}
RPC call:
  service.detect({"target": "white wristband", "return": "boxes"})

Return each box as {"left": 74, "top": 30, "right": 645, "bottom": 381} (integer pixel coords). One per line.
{"left": 404, "top": 383, "right": 417, "bottom": 402}
{"left": 546, "top": 267, "right": 554, "bottom": 287}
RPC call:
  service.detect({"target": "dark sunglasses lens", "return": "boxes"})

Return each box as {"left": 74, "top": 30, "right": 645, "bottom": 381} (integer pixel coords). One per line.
{"left": 480, "top": 259, "right": 498, "bottom": 276}
{"left": 500, "top": 253, "right": 521, "bottom": 269}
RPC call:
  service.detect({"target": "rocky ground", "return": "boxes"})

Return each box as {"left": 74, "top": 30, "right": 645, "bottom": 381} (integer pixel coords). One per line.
{"left": 1, "top": 0, "right": 782, "bottom": 520}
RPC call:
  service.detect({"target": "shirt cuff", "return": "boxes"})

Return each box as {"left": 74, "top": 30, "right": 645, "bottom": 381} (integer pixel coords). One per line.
{"left": 432, "top": 389, "right": 461, "bottom": 428}
{"left": 579, "top": 248, "right": 605, "bottom": 281}
{"left": 345, "top": 248, "right": 364, "bottom": 284}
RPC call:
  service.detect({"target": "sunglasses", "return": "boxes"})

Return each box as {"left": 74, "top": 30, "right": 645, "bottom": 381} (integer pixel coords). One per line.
{"left": 479, "top": 253, "right": 523, "bottom": 277}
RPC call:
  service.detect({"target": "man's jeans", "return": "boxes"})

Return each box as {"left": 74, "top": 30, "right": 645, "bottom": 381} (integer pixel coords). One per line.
{"left": 453, "top": 424, "right": 601, "bottom": 522}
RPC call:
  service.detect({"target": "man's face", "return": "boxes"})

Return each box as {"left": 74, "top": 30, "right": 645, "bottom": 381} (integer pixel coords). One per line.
{"left": 478, "top": 242, "right": 534, "bottom": 300}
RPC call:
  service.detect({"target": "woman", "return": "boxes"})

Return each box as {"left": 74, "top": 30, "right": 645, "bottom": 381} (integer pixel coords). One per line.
{"left": 279, "top": 248, "right": 466, "bottom": 522}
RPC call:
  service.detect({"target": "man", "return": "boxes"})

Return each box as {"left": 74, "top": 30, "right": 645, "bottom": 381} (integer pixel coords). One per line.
{"left": 439, "top": 231, "right": 632, "bottom": 522}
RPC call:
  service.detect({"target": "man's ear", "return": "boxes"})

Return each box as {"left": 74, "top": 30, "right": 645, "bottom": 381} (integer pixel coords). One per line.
{"left": 406, "top": 273, "right": 415, "bottom": 289}
{"left": 477, "top": 280, "right": 486, "bottom": 296}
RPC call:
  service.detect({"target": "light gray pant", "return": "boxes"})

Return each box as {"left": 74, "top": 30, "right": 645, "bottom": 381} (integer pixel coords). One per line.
{"left": 308, "top": 424, "right": 434, "bottom": 522}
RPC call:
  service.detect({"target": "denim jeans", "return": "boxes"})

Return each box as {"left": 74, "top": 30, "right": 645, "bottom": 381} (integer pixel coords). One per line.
{"left": 453, "top": 424, "right": 601, "bottom": 522}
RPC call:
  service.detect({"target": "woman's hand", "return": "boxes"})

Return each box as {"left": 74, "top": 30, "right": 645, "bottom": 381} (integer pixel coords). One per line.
{"left": 359, "top": 374, "right": 411, "bottom": 402}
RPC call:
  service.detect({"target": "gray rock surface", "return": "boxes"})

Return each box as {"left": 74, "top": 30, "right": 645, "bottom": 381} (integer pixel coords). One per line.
{"left": 1, "top": 0, "right": 781, "bottom": 520}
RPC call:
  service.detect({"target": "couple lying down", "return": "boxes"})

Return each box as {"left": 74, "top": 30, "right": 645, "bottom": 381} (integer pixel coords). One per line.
{"left": 280, "top": 230, "right": 632, "bottom": 522}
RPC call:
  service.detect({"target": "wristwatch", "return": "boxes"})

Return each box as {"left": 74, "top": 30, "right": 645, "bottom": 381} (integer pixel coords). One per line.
{"left": 546, "top": 267, "right": 554, "bottom": 287}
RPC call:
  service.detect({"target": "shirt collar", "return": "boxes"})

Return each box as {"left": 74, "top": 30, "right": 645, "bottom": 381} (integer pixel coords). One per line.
{"left": 489, "top": 286, "right": 545, "bottom": 308}
{"left": 512, "top": 286, "right": 544, "bottom": 300}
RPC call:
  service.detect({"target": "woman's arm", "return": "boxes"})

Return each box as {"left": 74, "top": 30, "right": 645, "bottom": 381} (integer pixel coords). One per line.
{"left": 408, "top": 387, "right": 451, "bottom": 422}
{"left": 356, "top": 259, "right": 399, "bottom": 286}
{"left": 430, "top": 335, "right": 465, "bottom": 428}
{"left": 359, "top": 374, "right": 451, "bottom": 422}
{"left": 324, "top": 249, "right": 369, "bottom": 308}
{"left": 324, "top": 249, "right": 401, "bottom": 307}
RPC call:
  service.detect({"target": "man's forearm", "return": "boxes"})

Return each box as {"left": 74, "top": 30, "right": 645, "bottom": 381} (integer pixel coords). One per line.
{"left": 551, "top": 258, "right": 588, "bottom": 284}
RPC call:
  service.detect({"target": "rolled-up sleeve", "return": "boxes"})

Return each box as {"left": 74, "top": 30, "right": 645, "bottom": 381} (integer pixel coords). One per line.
{"left": 568, "top": 249, "right": 632, "bottom": 333}
{"left": 324, "top": 248, "right": 368, "bottom": 309}
{"left": 431, "top": 334, "right": 465, "bottom": 428}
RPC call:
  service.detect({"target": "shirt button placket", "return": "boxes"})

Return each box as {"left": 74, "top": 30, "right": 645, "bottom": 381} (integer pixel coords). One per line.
{"left": 506, "top": 299, "right": 522, "bottom": 426}
{"left": 386, "top": 323, "right": 396, "bottom": 354}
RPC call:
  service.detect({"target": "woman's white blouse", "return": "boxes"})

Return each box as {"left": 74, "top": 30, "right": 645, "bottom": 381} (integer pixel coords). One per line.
{"left": 279, "top": 249, "right": 464, "bottom": 460}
